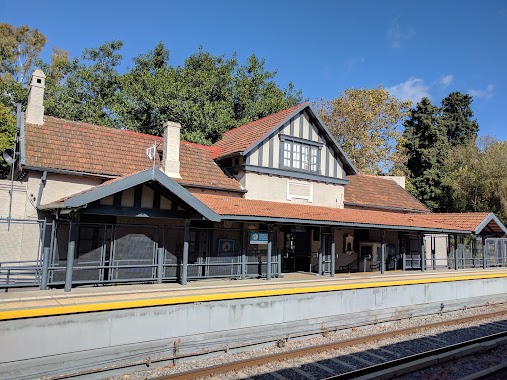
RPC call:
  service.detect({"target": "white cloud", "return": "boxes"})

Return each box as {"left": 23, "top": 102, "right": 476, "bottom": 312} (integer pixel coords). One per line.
{"left": 468, "top": 84, "right": 495, "bottom": 99}
{"left": 387, "top": 78, "right": 431, "bottom": 103}
{"left": 439, "top": 74, "right": 454, "bottom": 88}
{"left": 387, "top": 16, "right": 416, "bottom": 49}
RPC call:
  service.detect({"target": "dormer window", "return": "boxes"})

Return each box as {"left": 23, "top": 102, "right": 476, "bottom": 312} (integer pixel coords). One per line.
{"left": 280, "top": 134, "right": 322, "bottom": 173}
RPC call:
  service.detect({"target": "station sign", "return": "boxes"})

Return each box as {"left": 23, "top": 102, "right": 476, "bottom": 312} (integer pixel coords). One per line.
{"left": 249, "top": 231, "right": 268, "bottom": 245}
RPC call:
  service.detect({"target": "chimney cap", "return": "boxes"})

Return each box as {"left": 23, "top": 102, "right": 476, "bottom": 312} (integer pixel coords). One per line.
{"left": 163, "top": 120, "right": 181, "bottom": 129}
{"left": 31, "top": 69, "right": 46, "bottom": 79}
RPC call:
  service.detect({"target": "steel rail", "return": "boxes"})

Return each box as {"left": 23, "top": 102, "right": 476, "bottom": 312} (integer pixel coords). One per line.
{"left": 150, "top": 310, "right": 507, "bottom": 380}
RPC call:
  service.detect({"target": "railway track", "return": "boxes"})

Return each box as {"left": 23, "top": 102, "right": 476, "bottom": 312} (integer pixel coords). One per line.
{"left": 149, "top": 311, "right": 507, "bottom": 380}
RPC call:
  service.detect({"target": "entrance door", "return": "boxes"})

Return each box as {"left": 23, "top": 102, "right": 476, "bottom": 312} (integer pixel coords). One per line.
{"left": 321, "top": 234, "right": 333, "bottom": 274}
{"left": 282, "top": 228, "right": 311, "bottom": 272}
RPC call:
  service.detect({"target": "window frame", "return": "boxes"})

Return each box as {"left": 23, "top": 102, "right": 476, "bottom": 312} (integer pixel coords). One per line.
{"left": 279, "top": 134, "right": 322, "bottom": 174}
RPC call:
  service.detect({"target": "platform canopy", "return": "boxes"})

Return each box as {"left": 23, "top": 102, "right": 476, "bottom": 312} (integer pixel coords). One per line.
{"left": 418, "top": 213, "right": 507, "bottom": 236}
{"left": 194, "top": 194, "right": 474, "bottom": 234}
{"left": 40, "top": 168, "right": 222, "bottom": 222}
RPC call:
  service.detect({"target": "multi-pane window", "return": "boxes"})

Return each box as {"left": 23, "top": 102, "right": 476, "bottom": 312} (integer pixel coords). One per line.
{"left": 283, "top": 141, "right": 319, "bottom": 172}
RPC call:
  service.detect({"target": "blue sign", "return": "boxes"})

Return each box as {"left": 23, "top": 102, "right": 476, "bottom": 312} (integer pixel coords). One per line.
{"left": 249, "top": 231, "right": 268, "bottom": 245}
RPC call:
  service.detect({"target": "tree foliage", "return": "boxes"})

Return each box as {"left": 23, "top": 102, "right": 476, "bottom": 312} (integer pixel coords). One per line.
{"left": 43, "top": 41, "right": 123, "bottom": 128}
{"left": 402, "top": 97, "right": 447, "bottom": 210}
{"left": 116, "top": 43, "right": 302, "bottom": 144}
{"left": 444, "top": 138, "right": 507, "bottom": 222}
{"left": 440, "top": 92, "right": 479, "bottom": 146}
{"left": 0, "top": 23, "right": 46, "bottom": 85}
{"left": 401, "top": 93, "right": 480, "bottom": 211}
{"left": 0, "top": 102, "right": 17, "bottom": 178}
{"left": 318, "top": 86, "right": 411, "bottom": 175}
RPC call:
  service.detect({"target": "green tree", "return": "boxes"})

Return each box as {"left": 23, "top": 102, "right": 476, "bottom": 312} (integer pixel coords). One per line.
{"left": 0, "top": 23, "right": 46, "bottom": 85}
{"left": 400, "top": 92, "right": 480, "bottom": 211}
{"left": 444, "top": 138, "right": 507, "bottom": 222}
{"left": 402, "top": 97, "right": 447, "bottom": 211}
{"left": 0, "top": 103, "right": 17, "bottom": 178}
{"left": 114, "top": 42, "right": 179, "bottom": 136}
{"left": 232, "top": 54, "right": 302, "bottom": 127}
{"left": 440, "top": 92, "right": 479, "bottom": 146}
{"left": 116, "top": 44, "right": 302, "bottom": 144}
{"left": 318, "top": 86, "right": 411, "bottom": 175}
{"left": 44, "top": 41, "right": 123, "bottom": 128}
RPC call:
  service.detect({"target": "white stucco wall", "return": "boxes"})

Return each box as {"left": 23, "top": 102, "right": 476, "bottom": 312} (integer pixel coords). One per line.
{"left": 239, "top": 172, "right": 345, "bottom": 208}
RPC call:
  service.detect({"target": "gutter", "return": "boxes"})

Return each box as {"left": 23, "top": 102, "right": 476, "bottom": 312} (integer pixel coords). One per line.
{"left": 220, "top": 214, "right": 470, "bottom": 234}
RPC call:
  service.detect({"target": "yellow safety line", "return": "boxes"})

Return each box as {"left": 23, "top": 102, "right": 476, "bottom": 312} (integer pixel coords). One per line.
{"left": 1, "top": 272, "right": 506, "bottom": 321}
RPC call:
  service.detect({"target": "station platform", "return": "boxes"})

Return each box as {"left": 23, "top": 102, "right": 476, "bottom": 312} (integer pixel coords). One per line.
{"left": 2, "top": 268, "right": 507, "bottom": 321}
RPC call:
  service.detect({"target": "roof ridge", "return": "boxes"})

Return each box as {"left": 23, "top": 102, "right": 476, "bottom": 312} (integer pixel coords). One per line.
{"left": 218, "top": 102, "right": 308, "bottom": 138}
{"left": 41, "top": 115, "right": 163, "bottom": 140}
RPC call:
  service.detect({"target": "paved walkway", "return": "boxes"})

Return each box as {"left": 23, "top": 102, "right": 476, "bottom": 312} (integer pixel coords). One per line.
{"left": 1, "top": 268, "right": 506, "bottom": 320}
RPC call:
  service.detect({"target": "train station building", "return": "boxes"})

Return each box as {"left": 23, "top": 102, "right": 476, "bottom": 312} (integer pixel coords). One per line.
{"left": 1, "top": 69, "right": 506, "bottom": 291}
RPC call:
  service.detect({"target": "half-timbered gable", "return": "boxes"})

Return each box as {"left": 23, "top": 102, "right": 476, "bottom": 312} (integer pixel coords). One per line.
{"left": 213, "top": 103, "right": 357, "bottom": 207}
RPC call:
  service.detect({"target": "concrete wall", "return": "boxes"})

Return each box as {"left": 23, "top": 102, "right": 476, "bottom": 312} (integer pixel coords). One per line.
{"left": 0, "top": 172, "right": 102, "bottom": 262}
{"left": 239, "top": 172, "right": 345, "bottom": 208}
{"left": 1, "top": 277, "right": 506, "bottom": 378}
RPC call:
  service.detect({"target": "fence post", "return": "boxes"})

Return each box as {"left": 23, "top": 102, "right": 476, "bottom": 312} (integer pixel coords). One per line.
{"left": 157, "top": 247, "right": 165, "bottom": 284}
{"left": 330, "top": 230, "right": 336, "bottom": 277}
{"left": 277, "top": 249, "right": 282, "bottom": 278}
{"left": 64, "top": 222, "right": 76, "bottom": 292}
{"left": 241, "top": 248, "right": 247, "bottom": 279}
{"left": 40, "top": 247, "right": 50, "bottom": 290}
{"left": 420, "top": 234, "right": 426, "bottom": 272}
{"left": 461, "top": 236, "right": 465, "bottom": 268}
{"left": 454, "top": 235, "right": 458, "bottom": 270}
{"left": 431, "top": 235, "right": 436, "bottom": 270}
{"left": 380, "top": 230, "right": 386, "bottom": 274}
{"left": 482, "top": 239, "right": 487, "bottom": 269}
{"left": 181, "top": 220, "right": 190, "bottom": 285}
{"left": 267, "top": 231, "right": 272, "bottom": 280}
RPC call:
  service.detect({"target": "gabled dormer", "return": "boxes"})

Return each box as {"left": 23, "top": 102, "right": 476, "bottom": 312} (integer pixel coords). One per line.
{"left": 213, "top": 104, "right": 357, "bottom": 207}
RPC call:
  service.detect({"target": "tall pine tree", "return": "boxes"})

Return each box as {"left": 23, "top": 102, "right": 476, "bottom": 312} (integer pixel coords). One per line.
{"left": 440, "top": 92, "right": 479, "bottom": 147}
{"left": 402, "top": 98, "right": 447, "bottom": 211}
{"left": 402, "top": 92, "right": 480, "bottom": 211}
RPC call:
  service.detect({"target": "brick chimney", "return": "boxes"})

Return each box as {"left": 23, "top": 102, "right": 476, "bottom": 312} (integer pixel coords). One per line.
{"left": 25, "top": 69, "right": 46, "bottom": 125}
{"left": 161, "top": 121, "right": 181, "bottom": 178}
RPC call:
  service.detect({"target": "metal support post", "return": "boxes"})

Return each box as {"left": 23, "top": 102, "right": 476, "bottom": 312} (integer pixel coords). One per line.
{"left": 402, "top": 239, "right": 406, "bottom": 271}
{"left": 267, "top": 231, "right": 272, "bottom": 280}
{"left": 157, "top": 247, "right": 165, "bottom": 284}
{"left": 40, "top": 247, "right": 50, "bottom": 290}
{"left": 461, "top": 236, "right": 465, "bottom": 268}
{"left": 64, "top": 223, "right": 76, "bottom": 292}
{"left": 181, "top": 220, "right": 190, "bottom": 285}
{"left": 431, "top": 235, "right": 436, "bottom": 270}
{"left": 318, "top": 249, "right": 323, "bottom": 276}
{"left": 454, "top": 235, "right": 458, "bottom": 270}
{"left": 380, "top": 230, "right": 385, "bottom": 274}
{"left": 482, "top": 238, "right": 487, "bottom": 269}
{"left": 421, "top": 234, "right": 426, "bottom": 272}
{"left": 241, "top": 248, "right": 247, "bottom": 279}
{"left": 330, "top": 231, "right": 336, "bottom": 277}
{"left": 277, "top": 249, "right": 282, "bottom": 278}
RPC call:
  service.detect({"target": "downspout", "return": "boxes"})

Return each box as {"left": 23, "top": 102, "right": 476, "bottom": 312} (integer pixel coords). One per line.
{"left": 35, "top": 170, "right": 48, "bottom": 209}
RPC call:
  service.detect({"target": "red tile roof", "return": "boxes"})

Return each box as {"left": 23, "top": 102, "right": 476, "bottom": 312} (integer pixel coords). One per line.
{"left": 194, "top": 194, "right": 468, "bottom": 232}
{"left": 345, "top": 175, "right": 429, "bottom": 212}
{"left": 419, "top": 213, "right": 506, "bottom": 234}
{"left": 212, "top": 103, "right": 307, "bottom": 159}
{"left": 24, "top": 116, "right": 243, "bottom": 192}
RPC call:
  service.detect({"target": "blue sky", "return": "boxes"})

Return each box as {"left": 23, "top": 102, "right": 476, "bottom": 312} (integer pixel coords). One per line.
{"left": 2, "top": 0, "right": 506, "bottom": 139}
